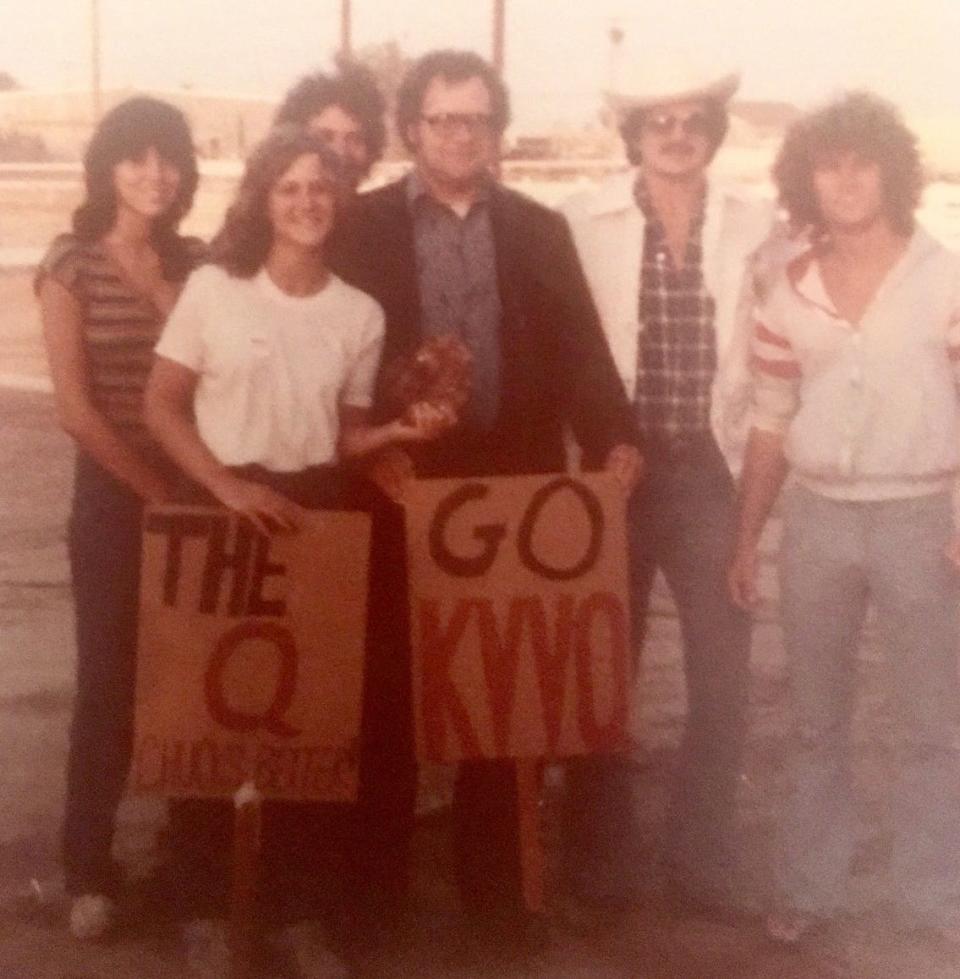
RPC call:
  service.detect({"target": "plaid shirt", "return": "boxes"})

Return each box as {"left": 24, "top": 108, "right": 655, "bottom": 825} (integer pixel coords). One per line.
{"left": 633, "top": 177, "right": 717, "bottom": 444}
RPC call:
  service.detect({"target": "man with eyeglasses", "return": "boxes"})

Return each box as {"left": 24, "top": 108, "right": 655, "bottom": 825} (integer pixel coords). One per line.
{"left": 562, "top": 60, "right": 780, "bottom": 912}
{"left": 331, "top": 48, "right": 641, "bottom": 945}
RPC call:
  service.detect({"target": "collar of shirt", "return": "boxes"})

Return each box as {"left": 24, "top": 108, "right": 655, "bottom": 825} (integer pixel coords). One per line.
{"left": 788, "top": 230, "right": 924, "bottom": 322}
{"left": 633, "top": 173, "right": 708, "bottom": 239}
{"left": 405, "top": 169, "right": 493, "bottom": 218}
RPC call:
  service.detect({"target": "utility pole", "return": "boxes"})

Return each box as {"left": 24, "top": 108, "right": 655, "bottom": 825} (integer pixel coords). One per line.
{"left": 340, "top": 0, "right": 353, "bottom": 60}
{"left": 492, "top": 0, "right": 506, "bottom": 73}
{"left": 608, "top": 22, "right": 625, "bottom": 94}
{"left": 90, "top": 0, "right": 102, "bottom": 123}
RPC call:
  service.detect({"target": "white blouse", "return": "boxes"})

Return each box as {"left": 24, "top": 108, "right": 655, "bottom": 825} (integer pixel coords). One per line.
{"left": 156, "top": 263, "right": 385, "bottom": 472}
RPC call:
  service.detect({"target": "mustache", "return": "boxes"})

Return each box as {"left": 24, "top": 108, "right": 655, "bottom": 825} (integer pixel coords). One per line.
{"left": 662, "top": 141, "right": 696, "bottom": 154}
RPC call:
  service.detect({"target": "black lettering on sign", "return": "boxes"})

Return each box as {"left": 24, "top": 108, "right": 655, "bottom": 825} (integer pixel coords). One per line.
{"left": 145, "top": 511, "right": 216, "bottom": 607}
{"left": 199, "top": 517, "right": 255, "bottom": 615}
{"left": 517, "top": 478, "right": 604, "bottom": 581}
{"left": 429, "top": 482, "right": 506, "bottom": 577}
{"left": 245, "top": 532, "right": 287, "bottom": 616}
{"left": 204, "top": 620, "right": 302, "bottom": 738}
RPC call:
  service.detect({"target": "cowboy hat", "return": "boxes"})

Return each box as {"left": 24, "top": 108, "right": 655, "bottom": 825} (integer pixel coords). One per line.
{"left": 606, "top": 55, "right": 740, "bottom": 119}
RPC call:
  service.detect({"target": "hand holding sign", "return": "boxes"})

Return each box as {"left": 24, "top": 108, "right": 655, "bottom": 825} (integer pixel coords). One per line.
{"left": 208, "top": 474, "right": 307, "bottom": 536}
{"left": 604, "top": 443, "right": 643, "bottom": 494}
{"left": 405, "top": 473, "right": 633, "bottom": 763}
{"left": 132, "top": 506, "right": 370, "bottom": 802}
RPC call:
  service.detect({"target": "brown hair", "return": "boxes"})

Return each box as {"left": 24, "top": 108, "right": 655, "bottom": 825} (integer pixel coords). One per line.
{"left": 773, "top": 91, "right": 923, "bottom": 236}
{"left": 395, "top": 49, "right": 510, "bottom": 153}
{"left": 208, "top": 126, "right": 343, "bottom": 278}
{"left": 274, "top": 60, "right": 387, "bottom": 174}
{"left": 73, "top": 96, "right": 199, "bottom": 279}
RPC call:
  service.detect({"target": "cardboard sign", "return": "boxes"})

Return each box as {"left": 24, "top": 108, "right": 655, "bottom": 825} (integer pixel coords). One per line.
{"left": 131, "top": 506, "right": 370, "bottom": 802}
{"left": 406, "top": 474, "right": 631, "bottom": 763}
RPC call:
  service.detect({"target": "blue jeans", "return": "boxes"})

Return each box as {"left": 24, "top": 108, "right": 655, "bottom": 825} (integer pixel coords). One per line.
{"left": 63, "top": 452, "right": 144, "bottom": 896}
{"left": 777, "top": 486, "right": 960, "bottom": 921}
{"left": 564, "top": 437, "right": 751, "bottom": 898}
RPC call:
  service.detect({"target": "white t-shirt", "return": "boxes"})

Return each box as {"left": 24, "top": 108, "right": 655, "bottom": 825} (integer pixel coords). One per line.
{"left": 156, "top": 263, "right": 385, "bottom": 472}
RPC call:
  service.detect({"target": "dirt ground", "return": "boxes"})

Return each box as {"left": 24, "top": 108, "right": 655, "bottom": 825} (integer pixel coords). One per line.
{"left": 2, "top": 278, "right": 960, "bottom": 977}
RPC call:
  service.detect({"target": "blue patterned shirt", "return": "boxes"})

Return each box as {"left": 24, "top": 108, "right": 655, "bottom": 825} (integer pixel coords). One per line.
{"left": 406, "top": 171, "right": 502, "bottom": 429}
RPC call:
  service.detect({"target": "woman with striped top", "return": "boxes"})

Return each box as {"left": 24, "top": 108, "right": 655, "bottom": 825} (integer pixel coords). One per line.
{"left": 35, "top": 96, "right": 202, "bottom": 941}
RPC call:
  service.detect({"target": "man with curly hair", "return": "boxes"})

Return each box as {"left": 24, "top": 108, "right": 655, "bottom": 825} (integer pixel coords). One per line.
{"left": 274, "top": 60, "right": 386, "bottom": 192}
{"left": 729, "top": 91, "right": 960, "bottom": 943}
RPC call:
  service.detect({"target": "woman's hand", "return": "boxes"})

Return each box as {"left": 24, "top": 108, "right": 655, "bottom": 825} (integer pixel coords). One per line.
{"left": 727, "top": 540, "right": 761, "bottom": 610}
{"left": 367, "top": 445, "right": 415, "bottom": 503}
{"left": 210, "top": 474, "right": 306, "bottom": 536}
{"left": 393, "top": 400, "right": 457, "bottom": 442}
{"left": 135, "top": 470, "right": 178, "bottom": 506}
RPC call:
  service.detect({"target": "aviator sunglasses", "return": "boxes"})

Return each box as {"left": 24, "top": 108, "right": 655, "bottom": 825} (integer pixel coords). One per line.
{"left": 642, "top": 110, "right": 713, "bottom": 138}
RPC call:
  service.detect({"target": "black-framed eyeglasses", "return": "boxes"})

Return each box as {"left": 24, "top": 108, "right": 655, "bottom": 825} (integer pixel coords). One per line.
{"left": 642, "top": 110, "right": 712, "bottom": 138}
{"left": 420, "top": 113, "right": 496, "bottom": 136}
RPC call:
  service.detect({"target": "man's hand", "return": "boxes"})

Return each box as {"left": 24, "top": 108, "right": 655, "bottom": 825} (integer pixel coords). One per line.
{"left": 727, "top": 540, "right": 761, "bottom": 610}
{"left": 368, "top": 444, "right": 416, "bottom": 503}
{"left": 945, "top": 533, "right": 960, "bottom": 571}
{"left": 604, "top": 443, "right": 643, "bottom": 493}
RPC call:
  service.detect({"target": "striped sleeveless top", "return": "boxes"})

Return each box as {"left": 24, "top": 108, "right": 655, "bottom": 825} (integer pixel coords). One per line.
{"left": 36, "top": 234, "right": 205, "bottom": 446}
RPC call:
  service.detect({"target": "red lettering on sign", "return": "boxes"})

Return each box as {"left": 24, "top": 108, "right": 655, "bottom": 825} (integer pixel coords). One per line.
{"left": 574, "top": 592, "right": 629, "bottom": 750}
{"left": 418, "top": 598, "right": 482, "bottom": 760}
{"left": 475, "top": 597, "right": 526, "bottom": 756}
{"left": 204, "top": 620, "right": 301, "bottom": 738}
{"left": 528, "top": 594, "right": 577, "bottom": 754}
{"left": 418, "top": 590, "right": 629, "bottom": 761}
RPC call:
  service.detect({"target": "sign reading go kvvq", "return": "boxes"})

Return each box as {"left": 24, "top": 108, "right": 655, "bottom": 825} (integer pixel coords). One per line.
{"left": 405, "top": 474, "right": 632, "bottom": 763}
{"left": 130, "top": 506, "right": 371, "bottom": 802}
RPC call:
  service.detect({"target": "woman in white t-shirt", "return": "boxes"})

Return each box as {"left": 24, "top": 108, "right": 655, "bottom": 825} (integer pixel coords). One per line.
{"left": 144, "top": 127, "right": 449, "bottom": 975}
{"left": 146, "top": 127, "right": 448, "bottom": 530}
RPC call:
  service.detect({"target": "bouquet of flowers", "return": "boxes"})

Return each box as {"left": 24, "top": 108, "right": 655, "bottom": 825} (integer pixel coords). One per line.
{"left": 382, "top": 332, "right": 473, "bottom": 425}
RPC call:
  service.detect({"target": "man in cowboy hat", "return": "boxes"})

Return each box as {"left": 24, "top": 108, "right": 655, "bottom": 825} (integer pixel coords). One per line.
{"left": 562, "top": 56, "right": 782, "bottom": 909}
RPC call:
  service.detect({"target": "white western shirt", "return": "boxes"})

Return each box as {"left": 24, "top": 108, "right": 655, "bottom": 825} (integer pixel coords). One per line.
{"left": 563, "top": 169, "right": 784, "bottom": 474}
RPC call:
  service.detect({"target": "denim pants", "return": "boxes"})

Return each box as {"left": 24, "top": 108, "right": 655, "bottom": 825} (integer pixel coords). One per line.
{"left": 777, "top": 486, "right": 960, "bottom": 921}
{"left": 563, "top": 437, "right": 751, "bottom": 897}
{"left": 63, "top": 452, "right": 144, "bottom": 896}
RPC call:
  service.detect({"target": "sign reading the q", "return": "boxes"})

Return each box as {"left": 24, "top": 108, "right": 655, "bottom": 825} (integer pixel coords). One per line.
{"left": 131, "top": 506, "right": 370, "bottom": 802}
{"left": 406, "top": 474, "right": 632, "bottom": 763}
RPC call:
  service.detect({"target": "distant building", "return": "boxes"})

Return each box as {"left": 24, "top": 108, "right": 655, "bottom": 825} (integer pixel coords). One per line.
{"left": 0, "top": 87, "right": 277, "bottom": 160}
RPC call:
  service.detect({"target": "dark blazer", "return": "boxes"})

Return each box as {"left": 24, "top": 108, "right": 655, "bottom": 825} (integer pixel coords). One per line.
{"left": 330, "top": 177, "right": 639, "bottom": 478}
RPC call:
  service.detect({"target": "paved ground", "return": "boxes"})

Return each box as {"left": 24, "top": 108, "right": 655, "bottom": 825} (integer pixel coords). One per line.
{"left": 2, "top": 296, "right": 960, "bottom": 976}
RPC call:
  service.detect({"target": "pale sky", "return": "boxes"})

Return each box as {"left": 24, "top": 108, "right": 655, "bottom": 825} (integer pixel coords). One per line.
{"left": 3, "top": 0, "right": 959, "bottom": 127}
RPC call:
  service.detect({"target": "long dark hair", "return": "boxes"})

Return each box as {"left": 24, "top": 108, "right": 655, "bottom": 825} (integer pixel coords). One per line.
{"left": 208, "top": 126, "right": 343, "bottom": 278}
{"left": 72, "top": 96, "right": 199, "bottom": 279}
